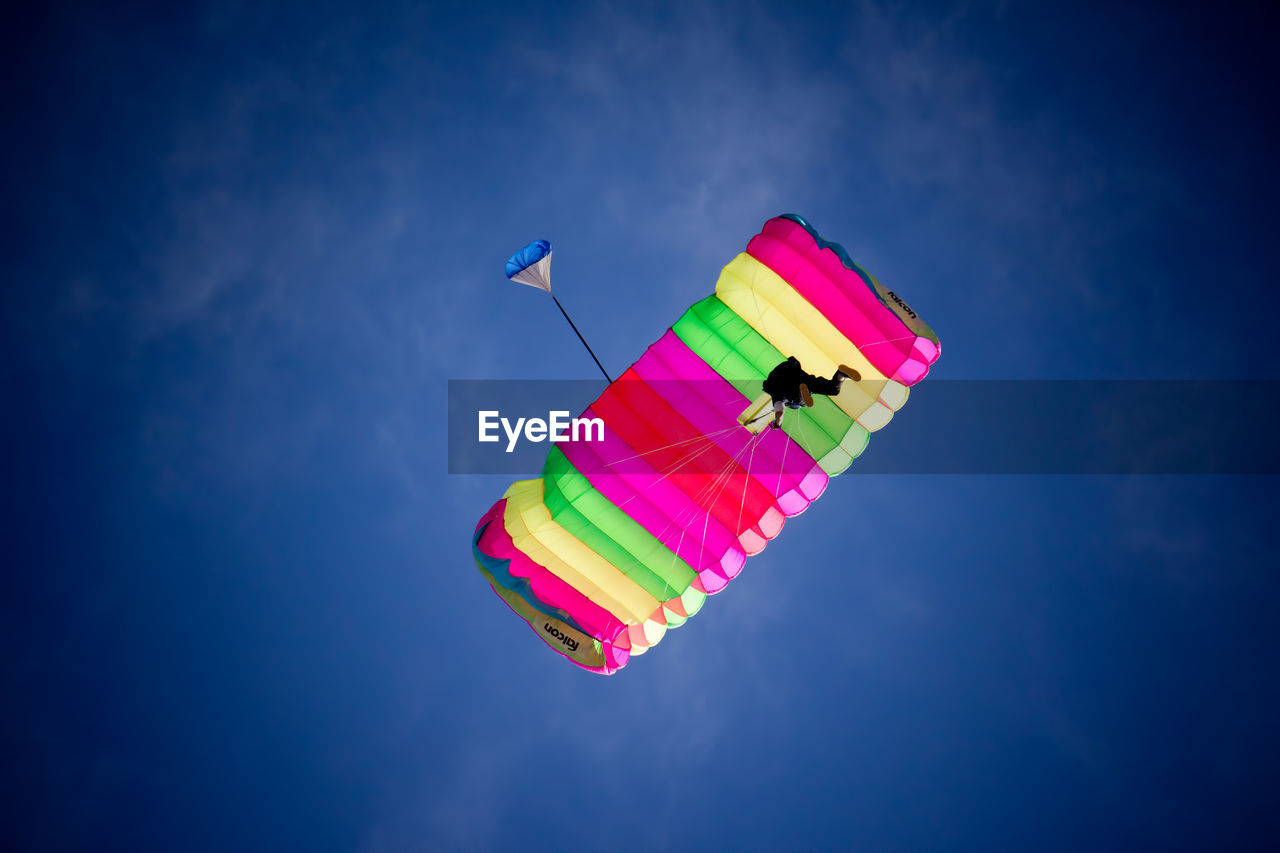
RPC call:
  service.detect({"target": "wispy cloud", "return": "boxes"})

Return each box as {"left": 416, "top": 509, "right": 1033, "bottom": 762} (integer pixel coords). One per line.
{"left": 505, "top": 2, "right": 853, "bottom": 270}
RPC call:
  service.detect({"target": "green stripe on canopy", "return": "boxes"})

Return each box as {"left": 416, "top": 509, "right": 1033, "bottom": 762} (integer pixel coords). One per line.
{"left": 541, "top": 447, "right": 701, "bottom": 613}
{"left": 672, "top": 296, "right": 863, "bottom": 469}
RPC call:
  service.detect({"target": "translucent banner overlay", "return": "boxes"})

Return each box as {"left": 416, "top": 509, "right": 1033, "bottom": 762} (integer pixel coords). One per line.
{"left": 447, "top": 380, "right": 1280, "bottom": 475}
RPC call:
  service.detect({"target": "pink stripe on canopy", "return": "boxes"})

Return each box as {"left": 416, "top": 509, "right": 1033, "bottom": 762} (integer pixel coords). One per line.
{"left": 559, "top": 407, "right": 746, "bottom": 587}
{"left": 636, "top": 330, "right": 828, "bottom": 520}
{"left": 476, "top": 500, "right": 626, "bottom": 643}
{"left": 747, "top": 217, "right": 938, "bottom": 385}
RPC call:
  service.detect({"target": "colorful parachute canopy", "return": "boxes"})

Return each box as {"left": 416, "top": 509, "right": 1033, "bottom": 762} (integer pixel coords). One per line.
{"left": 474, "top": 215, "right": 940, "bottom": 673}
{"left": 506, "top": 239, "right": 553, "bottom": 292}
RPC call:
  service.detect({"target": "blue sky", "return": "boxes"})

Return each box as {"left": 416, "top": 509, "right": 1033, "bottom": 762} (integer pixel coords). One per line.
{"left": 4, "top": 1, "right": 1278, "bottom": 851}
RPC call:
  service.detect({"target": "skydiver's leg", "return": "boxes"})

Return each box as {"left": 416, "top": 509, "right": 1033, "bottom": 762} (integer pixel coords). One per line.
{"left": 807, "top": 366, "right": 862, "bottom": 398}
{"left": 770, "top": 399, "right": 785, "bottom": 429}
{"left": 806, "top": 375, "right": 842, "bottom": 396}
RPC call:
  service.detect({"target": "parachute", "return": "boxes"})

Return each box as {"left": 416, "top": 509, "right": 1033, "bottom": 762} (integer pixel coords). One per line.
{"left": 506, "top": 239, "right": 553, "bottom": 292}
{"left": 474, "top": 215, "right": 940, "bottom": 673}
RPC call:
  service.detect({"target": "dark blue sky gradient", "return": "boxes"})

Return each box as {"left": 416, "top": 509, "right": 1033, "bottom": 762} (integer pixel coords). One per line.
{"left": 4, "top": 2, "right": 1279, "bottom": 851}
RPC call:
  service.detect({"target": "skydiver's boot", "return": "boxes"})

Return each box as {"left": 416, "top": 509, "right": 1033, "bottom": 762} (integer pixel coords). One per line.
{"left": 837, "top": 365, "right": 861, "bottom": 382}
{"left": 798, "top": 383, "right": 813, "bottom": 408}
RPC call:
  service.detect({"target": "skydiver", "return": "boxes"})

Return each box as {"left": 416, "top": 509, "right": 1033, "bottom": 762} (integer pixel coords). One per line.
{"left": 762, "top": 356, "right": 860, "bottom": 429}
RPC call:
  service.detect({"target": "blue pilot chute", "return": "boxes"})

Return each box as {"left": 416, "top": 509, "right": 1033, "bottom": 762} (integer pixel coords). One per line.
{"left": 506, "top": 240, "right": 553, "bottom": 293}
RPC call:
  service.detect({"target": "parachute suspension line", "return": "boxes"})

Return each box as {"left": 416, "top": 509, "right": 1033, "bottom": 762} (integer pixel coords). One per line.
{"left": 604, "top": 429, "right": 733, "bottom": 517}
{"left": 628, "top": 429, "right": 758, "bottom": 576}
{"left": 795, "top": 411, "right": 817, "bottom": 461}
{"left": 601, "top": 425, "right": 742, "bottom": 470}
{"left": 652, "top": 440, "right": 750, "bottom": 576}
{"left": 599, "top": 401, "right": 790, "bottom": 589}
{"left": 699, "top": 430, "right": 763, "bottom": 554}
{"left": 857, "top": 333, "right": 918, "bottom": 349}
{"left": 668, "top": 523, "right": 690, "bottom": 585}
{"left": 652, "top": 434, "right": 756, "bottom": 544}
{"left": 696, "top": 446, "right": 742, "bottom": 567}
{"left": 735, "top": 431, "right": 761, "bottom": 539}
{"left": 747, "top": 280, "right": 779, "bottom": 357}
{"left": 595, "top": 427, "right": 754, "bottom": 587}
{"left": 605, "top": 430, "right": 761, "bottom": 585}
{"left": 689, "top": 432, "right": 760, "bottom": 525}
{"left": 559, "top": 429, "right": 730, "bottom": 615}
{"left": 776, "top": 430, "right": 789, "bottom": 497}
{"left": 640, "top": 441, "right": 746, "bottom": 576}
{"left": 617, "top": 430, "right": 765, "bottom": 629}
{"left": 596, "top": 411, "right": 780, "bottom": 584}
{"left": 624, "top": 422, "right": 747, "bottom": 501}
{"left": 551, "top": 295, "right": 613, "bottom": 384}
{"left": 685, "top": 430, "right": 760, "bottom": 544}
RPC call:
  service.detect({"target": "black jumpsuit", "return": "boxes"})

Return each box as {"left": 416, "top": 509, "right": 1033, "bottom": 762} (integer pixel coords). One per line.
{"left": 762, "top": 357, "right": 843, "bottom": 408}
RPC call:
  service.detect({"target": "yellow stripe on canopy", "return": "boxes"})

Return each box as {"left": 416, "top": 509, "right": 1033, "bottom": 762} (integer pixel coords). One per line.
{"left": 502, "top": 479, "right": 662, "bottom": 628}
{"left": 716, "top": 253, "right": 909, "bottom": 430}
